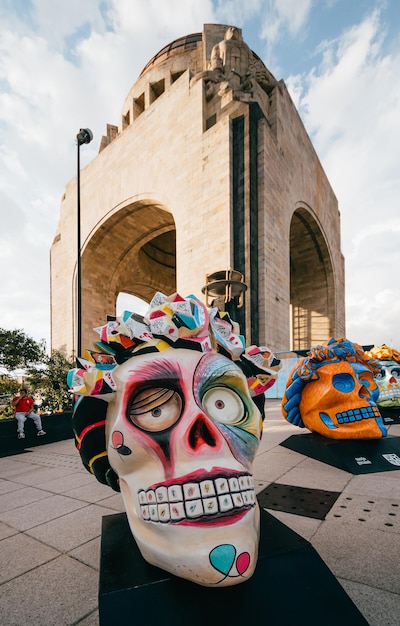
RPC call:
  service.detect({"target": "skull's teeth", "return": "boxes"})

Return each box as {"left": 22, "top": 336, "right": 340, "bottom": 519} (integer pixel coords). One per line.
{"left": 138, "top": 474, "right": 255, "bottom": 522}
{"left": 379, "top": 388, "right": 400, "bottom": 400}
{"left": 336, "top": 406, "right": 381, "bottom": 424}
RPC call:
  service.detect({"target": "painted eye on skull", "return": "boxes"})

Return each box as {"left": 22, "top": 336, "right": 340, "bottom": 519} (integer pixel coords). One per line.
{"left": 332, "top": 373, "right": 355, "bottom": 393}
{"left": 202, "top": 387, "right": 245, "bottom": 424}
{"left": 128, "top": 387, "right": 182, "bottom": 432}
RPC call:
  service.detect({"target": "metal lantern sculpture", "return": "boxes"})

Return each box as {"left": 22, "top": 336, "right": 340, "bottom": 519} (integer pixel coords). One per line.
{"left": 201, "top": 268, "right": 247, "bottom": 309}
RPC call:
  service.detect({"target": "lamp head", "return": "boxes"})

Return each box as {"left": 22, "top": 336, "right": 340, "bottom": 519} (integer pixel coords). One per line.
{"left": 77, "top": 128, "right": 93, "bottom": 145}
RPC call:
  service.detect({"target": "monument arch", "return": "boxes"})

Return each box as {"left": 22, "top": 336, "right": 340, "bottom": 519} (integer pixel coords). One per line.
{"left": 59, "top": 198, "right": 176, "bottom": 354}
{"left": 290, "top": 205, "right": 337, "bottom": 351}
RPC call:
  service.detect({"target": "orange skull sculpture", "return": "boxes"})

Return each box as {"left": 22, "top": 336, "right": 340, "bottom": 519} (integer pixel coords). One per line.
{"left": 281, "top": 338, "right": 387, "bottom": 439}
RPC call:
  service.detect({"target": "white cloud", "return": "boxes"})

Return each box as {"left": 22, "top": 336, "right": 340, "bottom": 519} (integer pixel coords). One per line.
{"left": 214, "top": 0, "right": 262, "bottom": 25}
{"left": 346, "top": 287, "right": 400, "bottom": 349}
{"left": 258, "top": 0, "right": 313, "bottom": 67}
{"left": 27, "top": 0, "right": 107, "bottom": 46}
{"left": 116, "top": 292, "right": 149, "bottom": 317}
{"left": 259, "top": 0, "right": 313, "bottom": 42}
{"left": 0, "top": 145, "right": 27, "bottom": 185}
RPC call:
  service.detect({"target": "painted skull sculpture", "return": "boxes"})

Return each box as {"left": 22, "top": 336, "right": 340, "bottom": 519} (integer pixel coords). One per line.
{"left": 374, "top": 361, "right": 400, "bottom": 407}
{"left": 364, "top": 345, "right": 400, "bottom": 408}
{"left": 68, "top": 292, "right": 280, "bottom": 586}
{"left": 281, "top": 337, "right": 387, "bottom": 439}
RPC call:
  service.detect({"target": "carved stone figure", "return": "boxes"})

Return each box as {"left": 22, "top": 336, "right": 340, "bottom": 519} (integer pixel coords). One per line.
{"left": 210, "top": 26, "right": 252, "bottom": 78}
{"left": 192, "top": 26, "right": 276, "bottom": 100}
{"left": 281, "top": 337, "right": 387, "bottom": 439}
{"left": 69, "top": 292, "right": 281, "bottom": 586}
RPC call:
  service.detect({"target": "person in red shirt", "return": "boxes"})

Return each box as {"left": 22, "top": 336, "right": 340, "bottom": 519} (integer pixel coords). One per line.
{"left": 12, "top": 388, "right": 46, "bottom": 439}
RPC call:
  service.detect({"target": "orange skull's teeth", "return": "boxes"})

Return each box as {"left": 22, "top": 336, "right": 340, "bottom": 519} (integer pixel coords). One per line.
{"left": 336, "top": 406, "right": 381, "bottom": 424}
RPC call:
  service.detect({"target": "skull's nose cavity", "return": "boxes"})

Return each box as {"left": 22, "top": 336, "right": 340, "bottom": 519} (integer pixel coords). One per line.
{"left": 188, "top": 415, "right": 217, "bottom": 450}
{"left": 359, "top": 385, "right": 370, "bottom": 399}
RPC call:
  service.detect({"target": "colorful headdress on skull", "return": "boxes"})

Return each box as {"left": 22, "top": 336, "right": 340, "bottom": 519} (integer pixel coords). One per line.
{"left": 68, "top": 292, "right": 281, "bottom": 400}
{"left": 364, "top": 344, "right": 400, "bottom": 363}
{"left": 68, "top": 292, "right": 281, "bottom": 490}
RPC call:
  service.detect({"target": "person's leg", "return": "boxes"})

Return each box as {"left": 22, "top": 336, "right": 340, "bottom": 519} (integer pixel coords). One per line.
{"left": 15, "top": 412, "right": 27, "bottom": 437}
{"left": 28, "top": 411, "right": 45, "bottom": 434}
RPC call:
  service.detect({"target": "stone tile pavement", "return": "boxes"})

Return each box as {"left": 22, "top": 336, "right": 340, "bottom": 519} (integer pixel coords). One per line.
{"left": 0, "top": 399, "right": 399, "bottom": 625}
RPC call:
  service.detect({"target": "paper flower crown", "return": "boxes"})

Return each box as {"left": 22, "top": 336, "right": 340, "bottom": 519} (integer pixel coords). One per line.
{"left": 68, "top": 291, "right": 281, "bottom": 400}
{"left": 364, "top": 344, "right": 400, "bottom": 364}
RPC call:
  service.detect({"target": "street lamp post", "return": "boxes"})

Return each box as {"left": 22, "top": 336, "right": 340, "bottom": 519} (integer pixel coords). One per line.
{"left": 76, "top": 128, "right": 93, "bottom": 357}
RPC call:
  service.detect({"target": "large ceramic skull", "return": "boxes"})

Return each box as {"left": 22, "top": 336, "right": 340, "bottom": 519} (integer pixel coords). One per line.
{"left": 364, "top": 346, "right": 400, "bottom": 408}
{"left": 69, "top": 292, "right": 280, "bottom": 586}
{"left": 282, "top": 337, "right": 387, "bottom": 439}
{"left": 374, "top": 361, "right": 400, "bottom": 407}
{"left": 106, "top": 347, "right": 261, "bottom": 585}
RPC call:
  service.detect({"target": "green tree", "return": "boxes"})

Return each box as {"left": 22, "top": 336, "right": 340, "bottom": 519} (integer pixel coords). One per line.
{"left": 0, "top": 376, "right": 19, "bottom": 418}
{"left": 0, "top": 328, "right": 46, "bottom": 419}
{"left": 29, "top": 350, "right": 74, "bottom": 413}
{"left": 0, "top": 328, "right": 74, "bottom": 418}
{"left": 0, "top": 328, "right": 46, "bottom": 371}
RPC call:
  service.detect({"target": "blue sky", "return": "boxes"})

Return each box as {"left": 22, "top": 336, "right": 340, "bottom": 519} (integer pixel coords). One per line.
{"left": 0, "top": 0, "right": 399, "bottom": 351}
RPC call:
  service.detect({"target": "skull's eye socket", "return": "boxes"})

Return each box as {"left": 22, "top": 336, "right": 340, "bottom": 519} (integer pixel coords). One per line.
{"left": 375, "top": 370, "right": 386, "bottom": 380}
{"left": 332, "top": 373, "right": 355, "bottom": 393}
{"left": 128, "top": 388, "right": 182, "bottom": 432}
{"left": 391, "top": 368, "right": 400, "bottom": 380}
{"left": 202, "top": 387, "right": 245, "bottom": 424}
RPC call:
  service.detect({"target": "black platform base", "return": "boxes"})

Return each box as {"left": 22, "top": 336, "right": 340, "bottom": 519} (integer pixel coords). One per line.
{"left": 380, "top": 406, "right": 400, "bottom": 425}
{"left": 280, "top": 433, "right": 400, "bottom": 474}
{"left": 99, "top": 509, "right": 368, "bottom": 626}
{"left": 0, "top": 412, "right": 74, "bottom": 457}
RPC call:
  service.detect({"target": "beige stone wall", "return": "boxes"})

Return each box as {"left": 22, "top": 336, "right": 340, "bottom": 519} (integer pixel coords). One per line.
{"left": 51, "top": 23, "right": 344, "bottom": 357}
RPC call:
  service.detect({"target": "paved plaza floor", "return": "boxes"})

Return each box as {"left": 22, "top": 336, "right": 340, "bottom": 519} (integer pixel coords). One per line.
{"left": 0, "top": 399, "right": 399, "bottom": 625}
